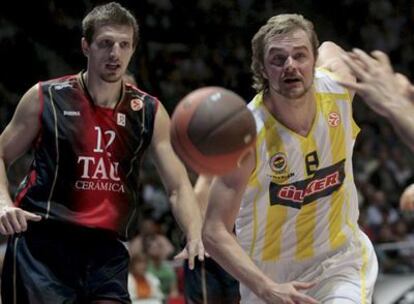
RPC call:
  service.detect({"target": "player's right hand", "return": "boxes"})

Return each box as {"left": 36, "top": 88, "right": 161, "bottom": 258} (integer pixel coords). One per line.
{"left": 0, "top": 206, "right": 42, "bottom": 235}
{"left": 261, "top": 280, "right": 319, "bottom": 304}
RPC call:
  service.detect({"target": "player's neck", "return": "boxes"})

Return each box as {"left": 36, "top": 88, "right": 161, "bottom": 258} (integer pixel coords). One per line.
{"left": 265, "top": 90, "right": 316, "bottom": 137}
{"left": 82, "top": 71, "right": 122, "bottom": 109}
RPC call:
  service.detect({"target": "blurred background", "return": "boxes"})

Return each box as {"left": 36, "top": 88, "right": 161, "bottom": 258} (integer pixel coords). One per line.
{"left": 1, "top": 0, "right": 414, "bottom": 303}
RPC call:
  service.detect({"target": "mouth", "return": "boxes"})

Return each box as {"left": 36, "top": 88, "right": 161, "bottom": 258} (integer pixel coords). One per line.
{"left": 283, "top": 77, "right": 302, "bottom": 84}
{"left": 105, "top": 63, "right": 121, "bottom": 71}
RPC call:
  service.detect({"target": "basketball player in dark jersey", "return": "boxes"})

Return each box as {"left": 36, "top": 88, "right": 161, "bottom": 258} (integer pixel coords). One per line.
{"left": 0, "top": 2, "right": 204, "bottom": 303}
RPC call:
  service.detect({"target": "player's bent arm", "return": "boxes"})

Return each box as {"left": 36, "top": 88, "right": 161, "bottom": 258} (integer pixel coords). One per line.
{"left": 0, "top": 85, "right": 41, "bottom": 206}
{"left": 317, "top": 41, "right": 356, "bottom": 98}
{"left": 148, "top": 103, "right": 203, "bottom": 247}
{"left": 203, "top": 153, "right": 318, "bottom": 304}
{"left": 203, "top": 153, "right": 272, "bottom": 295}
{"left": 0, "top": 85, "right": 42, "bottom": 234}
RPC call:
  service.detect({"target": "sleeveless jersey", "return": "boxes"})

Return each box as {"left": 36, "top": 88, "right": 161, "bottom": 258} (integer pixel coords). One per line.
{"left": 237, "top": 68, "right": 360, "bottom": 262}
{"left": 15, "top": 73, "right": 158, "bottom": 240}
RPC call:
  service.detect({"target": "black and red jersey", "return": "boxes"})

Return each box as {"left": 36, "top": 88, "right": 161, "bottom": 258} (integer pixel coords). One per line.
{"left": 15, "top": 72, "right": 159, "bottom": 240}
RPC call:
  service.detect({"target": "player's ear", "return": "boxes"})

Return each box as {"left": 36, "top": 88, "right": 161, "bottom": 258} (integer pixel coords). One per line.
{"left": 81, "top": 37, "right": 89, "bottom": 57}
{"left": 261, "top": 67, "right": 268, "bottom": 80}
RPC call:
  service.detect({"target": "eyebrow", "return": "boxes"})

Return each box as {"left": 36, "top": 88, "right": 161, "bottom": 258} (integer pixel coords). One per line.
{"left": 268, "top": 45, "right": 310, "bottom": 53}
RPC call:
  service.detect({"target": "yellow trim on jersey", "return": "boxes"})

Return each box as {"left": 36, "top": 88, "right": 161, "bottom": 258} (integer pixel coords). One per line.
{"left": 316, "top": 68, "right": 360, "bottom": 139}
{"left": 261, "top": 109, "right": 289, "bottom": 261}
{"left": 314, "top": 92, "right": 360, "bottom": 140}
{"left": 262, "top": 205, "right": 288, "bottom": 261}
{"left": 248, "top": 127, "right": 266, "bottom": 258}
{"left": 319, "top": 92, "right": 348, "bottom": 250}
{"left": 295, "top": 203, "right": 317, "bottom": 260}
{"left": 344, "top": 190, "right": 368, "bottom": 304}
{"left": 360, "top": 241, "right": 368, "bottom": 304}
{"left": 295, "top": 131, "right": 318, "bottom": 260}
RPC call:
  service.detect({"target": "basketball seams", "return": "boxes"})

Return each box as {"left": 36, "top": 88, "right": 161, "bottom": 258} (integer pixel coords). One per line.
{"left": 191, "top": 107, "right": 255, "bottom": 155}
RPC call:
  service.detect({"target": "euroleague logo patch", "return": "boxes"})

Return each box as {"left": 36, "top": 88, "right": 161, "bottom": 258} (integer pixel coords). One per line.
{"left": 269, "top": 152, "right": 287, "bottom": 172}
{"left": 328, "top": 112, "right": 340, "bottom": 127}
{"left": 130, "top": 98, "right": 143, "bottom": 111}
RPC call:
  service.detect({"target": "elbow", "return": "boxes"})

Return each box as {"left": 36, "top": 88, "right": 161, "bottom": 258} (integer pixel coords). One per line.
{"left": 317, "top": 41, "right": 345, "bottom": 62}
{"left": 319, "top": 41, "right": 340, "bottom": 52}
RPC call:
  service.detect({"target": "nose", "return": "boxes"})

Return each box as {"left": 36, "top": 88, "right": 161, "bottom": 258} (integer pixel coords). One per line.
{"left": 284, "top": 56, "right": 297, "bottom": 71}
{"left": 110, "top": 43, "right": 121, "bottom": 58}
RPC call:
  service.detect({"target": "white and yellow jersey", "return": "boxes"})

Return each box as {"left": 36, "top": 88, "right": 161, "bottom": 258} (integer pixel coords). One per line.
{"left": 237, "top": 68, "right": 360, "bottom": 262}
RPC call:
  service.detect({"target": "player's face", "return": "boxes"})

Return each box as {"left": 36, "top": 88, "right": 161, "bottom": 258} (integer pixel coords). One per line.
{"left": 262, "top": 29, "right": 315, "bottom": 99}
{"left": 132, "top": 259, "right": 147, "bottom": 276}
{"left": 84, "top": 24, "right": 135, "bottom": 83}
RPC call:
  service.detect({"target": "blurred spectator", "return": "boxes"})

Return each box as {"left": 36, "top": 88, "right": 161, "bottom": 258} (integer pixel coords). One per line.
{"left": 366, "top": 189, "right": 399, "bottom": 233}
{"left": 129, "top": 218, "right": 175, "bottom": 261}
{"left": 129, "top": 251, "right": 164, "bottom": 304}
{"left": 144, "top": 235, "right": 179, "bottom": 301}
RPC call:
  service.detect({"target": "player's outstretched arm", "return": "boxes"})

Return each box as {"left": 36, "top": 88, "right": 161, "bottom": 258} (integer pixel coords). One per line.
{"left": 338, "top": 49, "right": 414, "bottom": 152}
{"left": 149, "top": 102, "right": 204, "bottom": 269}
{"left": 0, "top": 85, "right": 43, "bottom": 235}
{"left": 317, "top": 41, "right": 356, "bottom": 99}
{"left": 203, "top": 152, "right": 318, "bottom": 304}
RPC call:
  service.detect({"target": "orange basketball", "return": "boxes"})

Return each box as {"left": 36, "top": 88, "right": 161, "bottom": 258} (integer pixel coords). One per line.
{"left": 170, "top": 87, "right": 256, "bottom": 175}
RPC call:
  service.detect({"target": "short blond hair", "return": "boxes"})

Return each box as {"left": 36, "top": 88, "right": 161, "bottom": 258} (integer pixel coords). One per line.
{"left": 251, "top": 14, "right": 319, "bottom": 93}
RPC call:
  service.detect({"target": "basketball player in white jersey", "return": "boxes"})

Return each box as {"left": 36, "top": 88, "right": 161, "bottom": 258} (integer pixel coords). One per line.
{"left": 339, "top": 49, "right": 414, "bottom": 212}
{"left": 203, "top": 14, "right": 378, "bottom": 303}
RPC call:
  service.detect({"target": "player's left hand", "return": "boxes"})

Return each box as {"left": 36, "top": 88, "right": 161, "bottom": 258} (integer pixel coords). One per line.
{"left": 174, "top": 238, "right": 207, "bottom": 269}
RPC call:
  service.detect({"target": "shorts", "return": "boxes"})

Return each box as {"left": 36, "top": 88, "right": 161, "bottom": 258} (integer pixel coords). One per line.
{"left": 1, "top": 220, "right": 131, "bottom": 304}
{"left": 240, "top": 230, "right": 378, "bottom": 304}
{"left": 184, "top": 258, "right": 240, "bottom": 304}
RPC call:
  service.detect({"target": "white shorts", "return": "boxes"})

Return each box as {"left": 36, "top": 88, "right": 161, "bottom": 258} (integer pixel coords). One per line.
{"left": 240, "top": 230, "right": 378, "bottom": 304}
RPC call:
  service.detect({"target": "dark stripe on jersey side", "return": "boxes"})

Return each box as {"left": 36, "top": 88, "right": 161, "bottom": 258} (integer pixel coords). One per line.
{"left": 14, "top": 170, "right": 37, "bottom": 207}
{"left": 45, "top": 85, "right": 60, "bottom": 219}
{"left": 33, "top": 83, "right": 44, "bottom": 150}
{"left": 124, "top": 99, "right": 147, "bottom": 239}
{"left": 37, "top": 82, "right": 44, "bottom": 134}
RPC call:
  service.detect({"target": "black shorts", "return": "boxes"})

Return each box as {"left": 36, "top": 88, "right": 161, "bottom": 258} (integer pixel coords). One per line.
{"left": 184, "top": 258, "right": 240, "bottom": 304}
{"left": 1, "top": 220, "right": 131, "bottom": 304}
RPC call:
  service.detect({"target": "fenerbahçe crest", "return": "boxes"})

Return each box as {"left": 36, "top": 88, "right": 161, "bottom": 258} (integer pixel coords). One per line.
{"left": 268, "top": 152, "right": 294, "bottom": 182}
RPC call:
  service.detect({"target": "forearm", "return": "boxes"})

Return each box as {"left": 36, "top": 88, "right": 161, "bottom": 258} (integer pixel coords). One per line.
{"left": 203, "top": 171, "right": 274, "bottom": 299}
{"left": 0, "top": 158, "right": 13, "bottom": 207}
{"left": 194, "top": 175, "right": 213, "bottom": 219}
{"left": 385, "top": 98, "right": 414, "bottom": 152}
{"left": 203, "top": 226, "right": 272, "bottom": 298}
{"left": 169, "top": 181, "right": 202, "bottom": 241}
